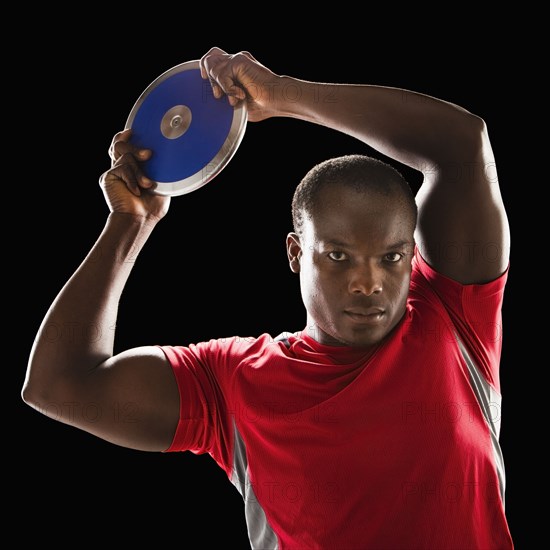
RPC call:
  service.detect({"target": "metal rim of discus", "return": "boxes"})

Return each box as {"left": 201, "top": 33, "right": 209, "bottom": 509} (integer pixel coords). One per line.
{"left": 125, "top": 60, "right": 248, "bottom": 197}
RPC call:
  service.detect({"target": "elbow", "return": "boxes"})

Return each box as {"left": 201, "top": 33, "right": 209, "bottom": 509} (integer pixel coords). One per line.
{"left": 459, "top": 111, "right": 489, "bottom": 158}
{"left": 21, "top": 360, "right": 66, "bottom": 415}
{"left": 435, "top": 111, "right": 490, "bottom": 166}
{"left": 21, "top": 377, "right": 47, "bottom": 412}
{"left": 22, "top": 357, "right": 88, "bottom": 422}
{"left": 22, "top": 355, "right": 44, "bottom": 410}
{"left": 20, "top": 382, "right": 31, "bottom": 407}
{"left": 21, "top": 376, "right": 74, "bottom": 420}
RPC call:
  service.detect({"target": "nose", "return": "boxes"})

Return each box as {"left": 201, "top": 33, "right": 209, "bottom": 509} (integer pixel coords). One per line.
{"left": 348, "top": 263, "right": 383, "bottom": 296}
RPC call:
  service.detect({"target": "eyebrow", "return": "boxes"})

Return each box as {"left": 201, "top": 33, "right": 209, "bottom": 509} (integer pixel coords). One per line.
{"left": 321, "top": 239, "right": 413, "bottom": 249}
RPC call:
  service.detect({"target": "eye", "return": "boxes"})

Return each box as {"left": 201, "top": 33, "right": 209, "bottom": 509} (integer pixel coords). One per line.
{"left": 328, "top": 251, "right": 348, "bottom": 262}
{"left": 384, "top": 252, "right": 403, "bottom": 263}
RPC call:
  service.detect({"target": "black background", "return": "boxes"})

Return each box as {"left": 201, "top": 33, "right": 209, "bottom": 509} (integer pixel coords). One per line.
{"left": 14, "top": 21, "right": 526, "bottom": 549}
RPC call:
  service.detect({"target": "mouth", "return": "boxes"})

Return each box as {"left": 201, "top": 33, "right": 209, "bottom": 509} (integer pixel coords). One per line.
{"left": 344, "top": 308, "right": 386, "bottom": 325}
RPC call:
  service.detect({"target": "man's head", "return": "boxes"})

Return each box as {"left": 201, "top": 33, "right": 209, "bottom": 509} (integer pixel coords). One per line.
{"left": 287, "top": 154, "right": 417, "bottom": 348}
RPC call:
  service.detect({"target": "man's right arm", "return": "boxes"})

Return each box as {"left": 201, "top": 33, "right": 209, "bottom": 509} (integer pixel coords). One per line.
{"left": 21, "top": 130, "right": 180, "bottom": 452}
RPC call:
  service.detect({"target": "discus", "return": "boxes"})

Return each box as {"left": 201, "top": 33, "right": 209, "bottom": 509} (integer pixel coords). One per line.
{"left": 125, "top": 60, "right": 247, "bottom": 196}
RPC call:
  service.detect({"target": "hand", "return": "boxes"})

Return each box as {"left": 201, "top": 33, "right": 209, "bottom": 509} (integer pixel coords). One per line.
{"left": 200, "top": 47, "right": 281, "bottom": 122}
{"left": 99, "top": 129, "right": 170, "bottom": 221}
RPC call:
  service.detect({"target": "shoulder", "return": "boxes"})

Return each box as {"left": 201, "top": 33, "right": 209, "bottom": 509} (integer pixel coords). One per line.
{"left": 407, "top": 247, "right": 508, "bottom": 367}
{"left": 410, "top": 246, "right": 509, "bottom": 306}
{"left": 160, "top": 333, "right": 283, "bottom": 366}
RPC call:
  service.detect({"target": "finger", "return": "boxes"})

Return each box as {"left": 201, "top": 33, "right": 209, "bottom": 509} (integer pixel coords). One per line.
{"left": 226, "top": 87, "right": 246, "bottom": 107}
{"left": 227, "top": 83, "right": 247, "bottom": 105}
{"left": 207, "top": 68, "right": 243, "bottom": 101}
{"left": 125, "top": 154, "right": 155, "bottom": 192}
{"left": 202, "top": 52, "right": 231, "bottom": 99}
{"left": 99, "top": 166, "right": 141, "bottom": 197}
{"left": 110, "top": 141, "right": 151, "bottom": 168}
{"left": 110, "top": 134, "right": 133, "bottom": 160}
{"left": 108, "top": 128, "right": 132, "bottom": 159}
{"left": 138, "top": 170, "right": 154, "bottom": 189}
{"left": 213, "top": 52, "right": 252, "bottom": 103}
{"left": 199, "top": 46, "right": 227, "bottom": 79}
{"left": 239, "top": 50, "right": 259, "bottom": 63}
{"left": 109, "top": 129, "right": 130, "bottom": 163}
{"left": 115, "top": 163, "right": 142, "bottom": 197}
{"left": 110, "top": 152, "right": 154, "bottom": 196}
{"left": 112, "top": 128, "right": 132, "bottom": 145}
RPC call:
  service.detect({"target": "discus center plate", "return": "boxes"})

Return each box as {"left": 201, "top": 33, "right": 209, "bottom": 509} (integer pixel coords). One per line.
{"left": 125, "top": 60, "right": 247, "bottom": 197}
{"left": 161, "top": 105, "right": 192, "bottom": 139}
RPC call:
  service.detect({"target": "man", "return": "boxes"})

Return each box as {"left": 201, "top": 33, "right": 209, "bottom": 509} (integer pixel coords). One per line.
{"left": 22, "top": 47, "right": 513, "bottom": 549}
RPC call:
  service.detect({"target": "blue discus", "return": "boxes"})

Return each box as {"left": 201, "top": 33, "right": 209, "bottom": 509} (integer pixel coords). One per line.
{"left": 125, "top": 60, "right": 247, "bottom": 196}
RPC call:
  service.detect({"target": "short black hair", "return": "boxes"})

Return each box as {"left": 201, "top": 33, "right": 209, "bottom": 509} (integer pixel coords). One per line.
{"left": 291, "top": 154, "right": 418, "bottom": 235}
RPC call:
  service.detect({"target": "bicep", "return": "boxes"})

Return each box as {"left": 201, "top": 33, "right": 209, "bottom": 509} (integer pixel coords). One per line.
{"left": 68, "top": 346, "right": 180, "bottom": 452}
{"left": 414, "top": 123, "right": 510, "bottom": 284}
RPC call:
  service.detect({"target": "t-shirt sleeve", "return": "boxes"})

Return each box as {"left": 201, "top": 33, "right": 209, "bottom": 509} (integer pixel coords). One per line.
{"left": 412, "top": 248, "right": 509, "bottom": 392}
{"left": 157, "top": 339, "right": 239, "bottom": 477}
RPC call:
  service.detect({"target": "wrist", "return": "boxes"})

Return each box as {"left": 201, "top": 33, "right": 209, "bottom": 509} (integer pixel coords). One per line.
{"left": 268, "top": 75, "right": 303, "bottom": 117}
{"left": 86, "top": 212, "right": 158, "bottom": 268}
{"left": 270, "top": 77, "right": 328, "bottom": 121}
{"left": 107, "top": 211, "right": 162, "bottom": 230}
{"left": 103, "top": 212, "right": 159, "bottom": 256}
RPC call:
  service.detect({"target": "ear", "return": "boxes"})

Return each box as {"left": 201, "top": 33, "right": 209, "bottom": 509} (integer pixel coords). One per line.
{"left": 286, "top": 232, "right": 302, "bottom": 274}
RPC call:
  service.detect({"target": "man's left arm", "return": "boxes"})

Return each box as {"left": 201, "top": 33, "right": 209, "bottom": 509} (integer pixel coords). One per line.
{"left": 277, "top": 81, "right": 510, "bottom": 284}
{"left": 200, "top": 48, "right": 510, "bottom": 284}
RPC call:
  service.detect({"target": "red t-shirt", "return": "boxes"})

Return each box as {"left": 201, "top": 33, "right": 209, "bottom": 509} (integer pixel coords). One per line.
{"left": 160, "top": 250, "right": 513, "bottom": 549}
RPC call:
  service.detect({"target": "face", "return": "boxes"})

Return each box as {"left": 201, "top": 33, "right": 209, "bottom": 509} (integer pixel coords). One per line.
{"left": 287, "top": 185, "right": 415, "bottom": 348}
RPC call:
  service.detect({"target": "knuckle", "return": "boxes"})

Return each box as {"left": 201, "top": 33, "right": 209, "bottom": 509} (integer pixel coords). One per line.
{"left": 116, "top": 151, "right": 136, "bottom": 166}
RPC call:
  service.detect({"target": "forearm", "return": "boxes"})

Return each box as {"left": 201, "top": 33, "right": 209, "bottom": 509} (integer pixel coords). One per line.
{"left": 273, "top": 76, "right": 483, "bottom": 170}
{"left": 25, "top": 212, "right": 158, "bottom": 392}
